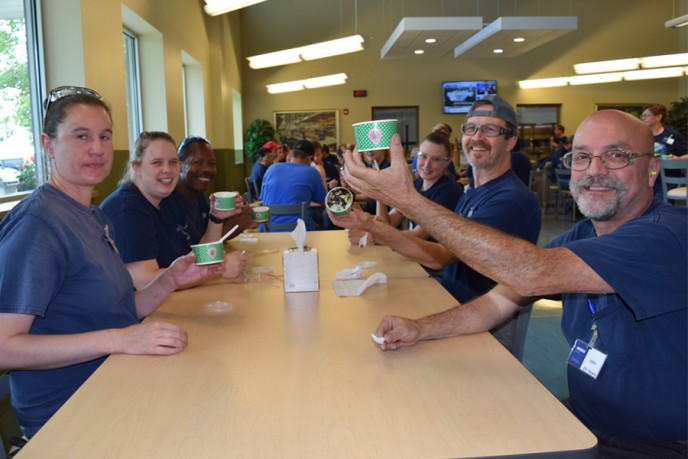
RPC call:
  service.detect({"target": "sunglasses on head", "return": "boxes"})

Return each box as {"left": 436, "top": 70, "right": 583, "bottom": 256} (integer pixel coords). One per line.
{"left": 43, "top": 86, "right": 102, "bottom": 113}
{"left": 177, "top": 136, "right": 212, "bottom": 154}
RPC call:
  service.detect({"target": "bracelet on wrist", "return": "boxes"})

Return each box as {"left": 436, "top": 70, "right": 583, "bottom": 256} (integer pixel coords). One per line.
{"left": 208, "top": 213, "right": 228, "bottom": 224}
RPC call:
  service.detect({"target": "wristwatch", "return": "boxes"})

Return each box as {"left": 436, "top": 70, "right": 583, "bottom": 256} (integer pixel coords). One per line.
{"left": 208, "top": 213, "right": 228, "bottom": 224}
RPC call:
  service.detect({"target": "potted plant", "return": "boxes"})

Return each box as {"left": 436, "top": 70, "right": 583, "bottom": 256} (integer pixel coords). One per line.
{"left": 244, "top": 119, "right": 276, "bottom": 162}
{"left": 666, "top": 97, "right": 688, "bottom": 139}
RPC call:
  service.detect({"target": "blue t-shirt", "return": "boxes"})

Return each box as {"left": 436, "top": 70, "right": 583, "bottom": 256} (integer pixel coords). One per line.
{"left": 100, "top": 182, "right": 192, "bottom": 268}
{"left": 441, "top": 170, "right": 541, "bottom": 303}
{"left": 653, "top": 127, "right": 688, "bottom": 196}
{"left": 546, "top": 201, "right": 687, "bottom": 440}
{"left": 250, "top": 161, "right": 268, "bottom": 195}
{"left": 260, "top": 162, "right": 327, "bottom": 231}
{"left": 166, "top": 189, "right": 208, "bottom": 245}
{"left": 411, "top": 174, "right": 463, "bottom": 228}
{"left": 0, "top": 184, "right": 138, "bottom": 433}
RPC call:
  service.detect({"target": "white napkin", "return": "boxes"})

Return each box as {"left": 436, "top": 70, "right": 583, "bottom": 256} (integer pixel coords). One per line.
{"left": 358, "top": 232, "right": 368, "bottom": 248}
{"left": 336, "top": 265, "right": 363, "bottom": 280}
{"left": 291, "top": 218, "right": 306, "bottom": 252}
{"left": 331, "top": 272, "right": 387, "bottom": 297}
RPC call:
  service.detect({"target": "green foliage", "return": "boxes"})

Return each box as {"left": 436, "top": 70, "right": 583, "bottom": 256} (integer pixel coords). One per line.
{"left": 17, "top": 160, "right": 35, "bottom": 191}
{"left": 244, "top": 119, "right": 275, "bottom": 162}
{"left": 0, "top": 19, "right": 31, "bottom": 140}
{"left": 666, "top": 97, "right": 688, "bottom": 139}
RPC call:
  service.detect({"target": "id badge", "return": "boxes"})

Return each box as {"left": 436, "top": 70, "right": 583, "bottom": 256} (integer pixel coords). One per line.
{"left": 567, "top": 339, "right": 607, "bottom": 379}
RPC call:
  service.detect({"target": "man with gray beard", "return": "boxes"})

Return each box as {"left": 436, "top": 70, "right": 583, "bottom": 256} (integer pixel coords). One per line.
{"left": 337, "top": 110, "right": 687, "bottom": 458}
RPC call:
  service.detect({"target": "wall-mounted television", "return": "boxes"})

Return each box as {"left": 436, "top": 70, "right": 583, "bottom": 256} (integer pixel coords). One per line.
{"left": 442, "top": 80, "right": 497, "bottom": 114}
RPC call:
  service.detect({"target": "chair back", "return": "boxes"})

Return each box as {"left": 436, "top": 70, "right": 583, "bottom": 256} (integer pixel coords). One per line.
{"left": 264, "top": 202, "right": 308, "bottom": 232}
{"left": 660, "top": 158, "right": 688, "bottom": 203}
{"left": 554, "top": 167, "right": 571, "bottom": 191}
{"left": 511, "top": 303, "right": 534, "bottom": 362}
{"left": 244, "top": 177, "right": 258, "bottom": 202}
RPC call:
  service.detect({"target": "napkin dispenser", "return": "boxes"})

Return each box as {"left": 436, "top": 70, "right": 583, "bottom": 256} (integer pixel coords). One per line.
{"left": 283, "top": 246, "right": 319, "bottom": 292}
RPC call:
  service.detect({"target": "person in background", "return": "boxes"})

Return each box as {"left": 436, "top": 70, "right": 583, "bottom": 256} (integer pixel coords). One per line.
{"left": 329, "top": 96, "right": 541, "bottom": 354}
{"left": 250, "top": 146, "right": 274, "bottom": 196}
{"left": 549, "top": 136, "right": 574, "bottom": 183}
{"left": 320, "top": 143, "right": 339, "bottom": 168}
{"left": 375, "top": 131, "right": 463, "bottom": 239}
{"left": 342, "top": 109, "right": 686, "bottom": 458}
{"left": 640, "top": 103, "right": 688, "bottom": 196}
{"left": 312, "top": 141, "right": 339, "bottom": 190}
{"left": 262, "top": 140, "right": 280, "bottom": 157}
{"left": 464, "top": 137, "right": 533, "bottom": 188}
{"left": 101, "top": 131, "right": 247, "bottom": 290}
{"left": 260, "top": 139, "right": 327, "bottom": 231}
{"left": 412, "top": 123, "right": 458, "bottom": 180}
{"left": 276, "top": 144, "right": 289, "bottom": 163}
{"left": 170, "top": 136, "right": 256, "bottom": 243}
{"left": 549, "top": 124, "right": 566, "bottom": 152}
{"left": 0, "top": 87, "right": 222, "bottom": 439}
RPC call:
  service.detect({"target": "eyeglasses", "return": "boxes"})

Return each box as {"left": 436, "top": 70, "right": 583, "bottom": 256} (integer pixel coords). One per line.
{"left": 177, "top": 136, "right": 211, "bottom": 154}
{"left": 43, "top": 86, "right": 102, "bottom": 113}
{"left": 417, "top": 151, "right": 449, "bottom": 163}
{"left": 460, "top": 123, "right": 511, "bottom": 138}
{"left": 562, "top": 149, "right": 652, "bottom": 171}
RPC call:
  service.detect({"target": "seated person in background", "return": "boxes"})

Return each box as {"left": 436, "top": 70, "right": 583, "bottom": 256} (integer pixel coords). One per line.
{"left": 260, "top": 139, "right": 327, "bottom": 231}
{"left": 170, "top": 136, "right": 256, "bottom": 242}
{"left": 549, "top": 135, "right": 573, "bottom": 183}
{"left": 376, "top": 131, "right": 463, "bottom": 239}
{"left": 312, "top": 140, "right": 339, "bottom": 190}
{"left": 359, "top": 148, "right": 390, "bottom": 214}
{"left": 549, "top": 123, "right": 566, "bottom": 152}
{"left": 101, "top": 131, "right": 247, "bottom": 290}
{"left": 343, "top": 109, "right": 687, "bottom": 458}
{"left": 640, "top": 103, "right": 688, "bottom": 196}
{"left": 411, "top": 123, "right": 458, "bottom": 180}
{"left": 0, "top": 86, "right": 221, "bottom": 439}
{"left": 277, "top": 144, "right": 289, "bottom": 163}
{"left": 320, "top": 143, "right": 339, "bottom": 168}
{"left": 330, "top": 96, "right": 541, "bottom": 353}
{"left": 250, "top": 146, "right": 274, "bottom": 196}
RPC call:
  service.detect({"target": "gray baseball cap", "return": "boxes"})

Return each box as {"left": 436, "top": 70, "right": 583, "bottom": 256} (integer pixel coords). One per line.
{"left": 466, "top": 95, "right": 517, "bottom": 126}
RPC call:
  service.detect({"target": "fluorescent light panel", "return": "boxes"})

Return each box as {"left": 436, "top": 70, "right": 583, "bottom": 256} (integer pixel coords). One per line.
{"left": 665, "top": 14, "right": 688, "bottom": 28}
{"left": 574, "top": 53, "right": 688, "bottom": 74}
{"left": 204, "top": 0, "right": 267, "bottom": 16}
{"left": 266, "top": 73, "right": 348, "bottom": 94}
{"left": 454, "top": 16, "right": 577, "bottom": 58}
{"left": 380, "top": 17, "right": 483, "bottom": 59}
{"left": 520, "top": 66, "right": 688, "bottom": 88}
{"left": 248, "top": 35, "right": 364, "bottom": 69}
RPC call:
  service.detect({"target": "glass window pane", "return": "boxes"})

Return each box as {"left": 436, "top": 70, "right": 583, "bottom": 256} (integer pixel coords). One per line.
{"left": 122, "top": 29, "right": 142, "bottom": 150}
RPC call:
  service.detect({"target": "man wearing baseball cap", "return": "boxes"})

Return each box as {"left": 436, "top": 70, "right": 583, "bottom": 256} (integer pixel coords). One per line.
{"left": 260, "top": 139, "right": 327, "bottom": 231}
{"left": 329, "top": 95, "right": 541, "bottom": 355}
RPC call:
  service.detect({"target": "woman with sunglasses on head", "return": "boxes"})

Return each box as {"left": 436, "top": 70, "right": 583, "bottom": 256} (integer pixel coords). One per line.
{"left": 0, "top": 87, "right": 223, "bottom": 439}
{"left": 101, "top": 132, "right": 247, "bottom": 290}
{"left": 369, "top": 132, "right": 463, "bottom": 243}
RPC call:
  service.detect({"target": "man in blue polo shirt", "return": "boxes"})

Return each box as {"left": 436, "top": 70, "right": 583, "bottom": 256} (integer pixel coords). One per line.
{"left": 342, "top": 109, "right": 687, "bottom": 458}
{"left": 329, "top": 96, "right": 541, "bottom": 354}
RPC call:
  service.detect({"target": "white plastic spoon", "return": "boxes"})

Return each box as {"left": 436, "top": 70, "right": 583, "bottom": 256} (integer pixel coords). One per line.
{"left": 217, "top": 224, "right": 240, "bottom": 244}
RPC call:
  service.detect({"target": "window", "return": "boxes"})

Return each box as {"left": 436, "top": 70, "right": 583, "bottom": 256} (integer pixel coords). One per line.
{"left": 181, "top": 51, "right": 205, "bottom": 137}
{"left": 122, "top": 28, "right": 142, "bottom": 150}
{"left": 0, "top": 0, "right": 45, "bottom": 199}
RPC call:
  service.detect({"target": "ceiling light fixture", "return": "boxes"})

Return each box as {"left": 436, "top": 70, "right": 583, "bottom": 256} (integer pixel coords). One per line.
{"left": 665, "top": 14, "right": 688, "bottom": 28}
{"left": 247, "top": 35, "right": 364, "bottom": 69}
{"left": 425, "top": 38, "right": 437, "bottom": 44}
{"left": 415, "top": 50, "right": 425, "bottom": 54}
{"left": 574, "top": 53, "right": 688, "bottom": 74}
{"left": 454, "top": 16, "right": 577, "bottom": 58}
{"left": 640, "top": 53, "right": 688, "bottom": 68}
{"left": 519, "top": 77, "right": 569, "bottom": 89}
{"left": 204, "top": 0, "right": 268, "bottom": 16}
{"left": 623, "top": 66, "right": 686, "bottom": 81}
{"left": 513, "top": 37, "right": 525, "bottom": 42}
{"left": 568, "top": 73, "right": 623, "bottom": 85}
{"left": 520, "top": 65, "right": 688, "bottom": 88}
{"left": 493, "top": 49, "right": 504, "bottom": 53}
{"left": 380, "top": 17, "right": 483, "bottom": 59}
{"left": 266, "top": 73, "right": 348, "bottom": 94}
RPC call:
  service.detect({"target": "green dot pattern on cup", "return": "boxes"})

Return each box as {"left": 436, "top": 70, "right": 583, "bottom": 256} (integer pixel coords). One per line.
{"left": 353, "top": 120, "right": 398, "bottom": 152}
{"left": 191, "top": 243, "right": 223, "bottom": 265}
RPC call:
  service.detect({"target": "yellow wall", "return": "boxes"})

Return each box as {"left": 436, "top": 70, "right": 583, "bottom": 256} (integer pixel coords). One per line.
{"left": 239, "top": 0, "right": 687, "bottom": 143}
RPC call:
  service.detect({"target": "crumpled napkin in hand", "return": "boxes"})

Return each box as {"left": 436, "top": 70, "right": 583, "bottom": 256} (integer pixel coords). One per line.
{"left": 331, "top": 272, "right": 387, "bottom": 297}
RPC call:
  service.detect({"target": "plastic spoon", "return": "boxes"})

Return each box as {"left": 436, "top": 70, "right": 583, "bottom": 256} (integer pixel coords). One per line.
{"left": 217, "top": 224, "right": 240, "bottom": 244}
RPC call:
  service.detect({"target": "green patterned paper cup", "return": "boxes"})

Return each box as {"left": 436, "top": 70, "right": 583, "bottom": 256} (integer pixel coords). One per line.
{"left": 326, "top": 187, "right": 354, "bottom": 217}
{"left": 191, "top": 242, "right": 224, "bottom": 265}
{"left": 213, "top": 191, "right": 237, "bottom": 211}
{"left": 251, "top": 206, "right": 270, "bottom": 223}
{"left": 352, "top": 119, "right": 398, "bottom": 152}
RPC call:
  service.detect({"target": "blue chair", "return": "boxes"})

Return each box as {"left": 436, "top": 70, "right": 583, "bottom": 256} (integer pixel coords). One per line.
{"left": 660, "top": 158, "right": 688, "bottom": 205}
{"left": 264, "top": 202, "right": 308, "bottom": 232}
{"left": 554, "top": 168, "right": 576, "bottom": 220}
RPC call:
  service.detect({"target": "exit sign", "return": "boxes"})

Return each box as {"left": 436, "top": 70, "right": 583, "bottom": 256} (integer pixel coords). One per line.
{"left": 353, "top": 90, "right": 367, "bottom": 97}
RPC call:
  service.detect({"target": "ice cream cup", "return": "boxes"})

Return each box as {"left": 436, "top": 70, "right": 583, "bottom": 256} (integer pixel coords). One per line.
{"left": 251, "top": 206, "right": 270, "bottom": 223}
{"left": 191, "top": 242, "right": 224, "bottom": 265}
{"left": 213, "top": 191, "right": 237, "bottom": 211}
{"left": 352, "top": 119, "right": 398, "bottom": 152}
{"left": 326, "top": 187, "right": 355, "bottom": 217}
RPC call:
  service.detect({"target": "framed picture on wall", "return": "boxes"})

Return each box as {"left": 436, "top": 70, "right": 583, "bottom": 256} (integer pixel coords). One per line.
{"left": 596, "top": 103, "right": 647, "bottom": 119}
{"left": 274, "top": 110, "right": 339, "bottom": 149}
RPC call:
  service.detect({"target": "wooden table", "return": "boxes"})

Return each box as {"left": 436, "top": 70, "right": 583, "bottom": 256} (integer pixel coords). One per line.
{"left": 18, "top": 232, "right": 597, "bottom": 458}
